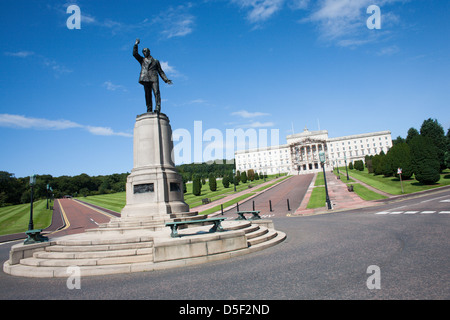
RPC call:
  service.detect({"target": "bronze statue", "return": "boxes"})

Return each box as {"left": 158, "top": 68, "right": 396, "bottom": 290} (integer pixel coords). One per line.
{"left": 133, "top": 39, "right": 172, "bottom": 113}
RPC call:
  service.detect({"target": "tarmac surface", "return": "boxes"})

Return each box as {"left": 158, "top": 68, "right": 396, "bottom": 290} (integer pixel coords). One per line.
{"left": 1, "top": 172, "right": 449, "bottom": 302}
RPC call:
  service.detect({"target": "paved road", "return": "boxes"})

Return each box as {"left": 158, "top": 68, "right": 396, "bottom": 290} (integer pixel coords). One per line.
{"left": 1, "top": 188, "right": 448, "bottom": 302}
{"left": 46, "top": 199, "right": 116, "bottom": 237}
{"left": 222, "top": 174, "right": 314, "bottom": 219}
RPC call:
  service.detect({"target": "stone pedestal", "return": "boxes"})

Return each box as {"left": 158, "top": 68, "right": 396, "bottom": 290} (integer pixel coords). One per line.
{"left": 121, "top": 112, "right": 189, "bottom": 218}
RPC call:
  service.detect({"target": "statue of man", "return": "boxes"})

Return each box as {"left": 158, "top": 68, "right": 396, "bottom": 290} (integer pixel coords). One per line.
{"left": 133, "top": 39, "right": 172, "bottom": 113}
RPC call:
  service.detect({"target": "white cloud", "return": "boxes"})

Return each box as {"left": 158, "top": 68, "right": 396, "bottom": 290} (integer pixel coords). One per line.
{"left": 231, "top": 110, "right": 271, "bottom": 118}
{"left": 4, "top": 51, "right": 35, "bottom": 58}
{"left": 0, "top": 114, "right": 132, "bottom": 138}
{"left": 160, "top": 61, "right": 180, "bottom": 77}
{"left": 153, "top": 4, "right": 195, "bottom": 39}
{"left": 103, "top": 81, "right": 127, "bottom": 92}
{"left": 232, "top": 0, "right": 285, "bottom": 23}
{"left": 240, "top": 121, "right": 275, "bottom": 128}
{"left": 301, "top": 0, "right": 405, "bottom": 47}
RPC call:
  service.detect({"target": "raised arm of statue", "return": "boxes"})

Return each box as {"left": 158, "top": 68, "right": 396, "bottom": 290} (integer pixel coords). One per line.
{"left": 133, "top": 39, "right": 143, "bottom": 63}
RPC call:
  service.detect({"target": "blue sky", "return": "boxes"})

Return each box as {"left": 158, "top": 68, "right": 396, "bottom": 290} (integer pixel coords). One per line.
{"left": 1, "top": 0, "right": 449, "bottom": 178}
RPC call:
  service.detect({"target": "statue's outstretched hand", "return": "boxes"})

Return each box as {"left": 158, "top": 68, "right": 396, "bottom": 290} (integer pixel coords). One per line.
{"left": 166, "top": 80, "right": 173, "bottom": 85}
{"left": 135, "top": 38, "right": 140, "bottom": 45}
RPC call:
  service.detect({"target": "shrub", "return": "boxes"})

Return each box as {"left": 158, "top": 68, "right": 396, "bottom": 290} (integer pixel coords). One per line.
{"left": 209, "top": 173, "right": 217, "bottom": 192}
{"left": 192, "top": 175, "right": 201, "bottom": 196}
{"left": 410, "top": 136, "right": 440, "bottom": 184}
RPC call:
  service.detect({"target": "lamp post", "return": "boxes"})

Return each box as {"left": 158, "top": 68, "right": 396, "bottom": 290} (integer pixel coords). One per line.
{"left": 28, "top": 174, "right": 36, "bottom": 231}
{"left": 232, "top": 169, "right": 236, "bottom": 192}
{"left": 46, "top": 184, "right": 50, "bottom": 209}
{"left": 344, "top": 155, "right": 349, "bottom": 181}
{"left": 319, "top": 152, "right": 332, "bottom": 210}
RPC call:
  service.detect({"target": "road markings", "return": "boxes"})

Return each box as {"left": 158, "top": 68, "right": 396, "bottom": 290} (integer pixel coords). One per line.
{"left": 375, "top": 210, "right": 449, "bottom": 215}
{"left": 439, "top": 199, "right": 450, "bottom": 203}
{"left": 89, "top": 218, "right": 99, "bottom": 226}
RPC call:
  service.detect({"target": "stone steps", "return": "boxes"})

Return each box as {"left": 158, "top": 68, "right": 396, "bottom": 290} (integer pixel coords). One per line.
{"left": 4, "top": 218, "right": 286, "bottom": 278}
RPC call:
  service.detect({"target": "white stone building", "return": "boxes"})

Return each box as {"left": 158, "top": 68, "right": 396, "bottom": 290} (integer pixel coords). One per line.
{"left": 235, "top": 127, "right": 392, "bottom": 175}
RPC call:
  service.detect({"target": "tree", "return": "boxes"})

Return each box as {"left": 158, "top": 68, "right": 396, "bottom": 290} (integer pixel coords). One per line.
{"left": 241, "top": 171, "right": 247, "bottom": 183}
{"left": 247, "top": 169, "right": 255, "bottom": 181}
{"left": 420, "top": 118, "right": 446, "bottom": 171}
{"left": 386, "top": 142, "right": 413, "bottom": 179}
{"left": 392, "top": 136, "right": 405, "bottom": 146}
{"left": 209, "top": 173, "right": 217, "bottom": 192}
{"left": 405, "top": 127, "right": 419, "bottom": 145}
{"left": 354, "top": 160, "right": 364, "bottom": 171}
{"left": 192, "top": 175, "right": 202, "bottom": 196}
{"left": 222, "top": 175, "right": 230, "bottom": 188}
{"left": 372, "top": 151, "right": 386, "bottom": 176}
{"left": 348, "top": 162, "right": 353, "bottom": 170}
{"left": 410, "top": 135, "right": 440, "bottom": 184}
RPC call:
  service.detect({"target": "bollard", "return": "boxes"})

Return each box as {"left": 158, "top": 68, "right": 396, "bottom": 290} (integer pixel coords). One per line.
{"left": 252, "top": 200, "right": 255, "bottom": 211}
{"left": 221, "top": 204, "right": 223, "bottom": 215}
{"left": 269, "top": 200, "right": 273, "bottom": 212}
{"left": 287, "top": 199, "right": 291, "bottom": 211}
{"left": 236, "top": 202, "right": 239, "bottom": 212}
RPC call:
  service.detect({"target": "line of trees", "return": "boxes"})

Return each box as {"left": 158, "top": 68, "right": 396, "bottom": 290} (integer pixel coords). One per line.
{"left": 0, "top": 160, "right": 238, "bottom": 207}
{"left": 189, "top": 168, "right": 267, "bottom": 197}
{"left": 362, "top": 118, "right": 449, "bottom": 185}
{"left": 0, "top": 172, "right": 128, "bottom": 207}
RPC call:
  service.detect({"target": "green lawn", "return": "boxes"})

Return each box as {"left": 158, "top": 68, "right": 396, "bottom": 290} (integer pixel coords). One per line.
{"left": 340, "top": 168, "right": 450, "bottom": 195}
{"left": 0, "top": 200, "right": 53, "bottom": 236}
{"left": 351, "top": 183, "right": 388, "bottom": 201}
{"left": 75, "top": 174, "right": 286, "bottom": 214}
{"left": 307, "top": 186, "right": 326, "bottom": 209}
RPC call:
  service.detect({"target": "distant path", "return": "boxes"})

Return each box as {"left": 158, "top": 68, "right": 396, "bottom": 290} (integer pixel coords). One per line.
{"left": 45, "top": 199, "right": 115, "bottom": 238}
{"left": 221, "top": 174, "right": 314, "bottom": 218}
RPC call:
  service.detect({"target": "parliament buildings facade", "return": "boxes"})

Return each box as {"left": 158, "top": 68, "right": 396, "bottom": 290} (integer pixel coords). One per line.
{"left": 235, "top": 127, "right": 392, "bottom": 175}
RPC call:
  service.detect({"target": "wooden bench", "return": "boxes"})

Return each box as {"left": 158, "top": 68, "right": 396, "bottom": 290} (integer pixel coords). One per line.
{"left": 24, "top": 229, "right": 49, "bottom": 245}
{"left": 201, "top": 198, "right": 211, "bottom": 204}
{"left": 235, "top": 211, "right": 261, "bottom": 221}
{"left": 165, "top": 217, "right": 227, "bottom": 238}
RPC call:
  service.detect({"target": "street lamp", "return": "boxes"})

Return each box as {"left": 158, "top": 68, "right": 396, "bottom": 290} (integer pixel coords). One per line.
{"left": 28, "top": 174, "right": 36, "bottom": 231}
{"left": 25, "top": 174, "right": 48, "bottom": 245}
{"left": 319, "top": 152, "right": 332, "bottom": 210}
{"left": 232, "top": 169, "right": 236, "bottom": 192}
{"left": 344, "top": 155, "right": 349, "bottom": 181}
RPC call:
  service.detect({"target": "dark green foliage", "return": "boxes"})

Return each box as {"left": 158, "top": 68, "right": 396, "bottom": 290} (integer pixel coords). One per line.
{"left": 386, "top": 143, "right": 413, "bottom": 179}
{"left": 348, "top": 162, "right": 353, "bottom": 170}
{"left": 406, "top": 127, "right": 419, "bottom": 145}
{"left": 192, "top": 175, "right": 202, "bottom": 196}
{"left": 354, "top": 160, "right": 364, "bottom": 171}
{"left": 209, "top": 173, "right": 217, "bottom": 192}
{"left": 420, "top": 118, "right": 447, "bottom": 171}
{"left": 241, "top": 171, "right": 247, "bottom": 183}
{"left": 410, "top": 136, "right": 440, "bottom": 184}
{"left": 222, "top": 175, "right": 230, "bottom": 188}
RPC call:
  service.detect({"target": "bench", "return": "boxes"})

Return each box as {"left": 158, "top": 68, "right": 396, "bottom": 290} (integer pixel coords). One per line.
{"left": 235, "top": 211, "right": 261, "bottom": 221}
{"left": 202, "top": 198, "right": 211, "bottom": 204}
{"left": 347, "top": 185, "right": 354, "bottom": 192}
{"left": 24, "top": 229, "right": 49, "bottom": 245}
{"left": 165, "top": 217, "right": 227, "bottom": 238}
